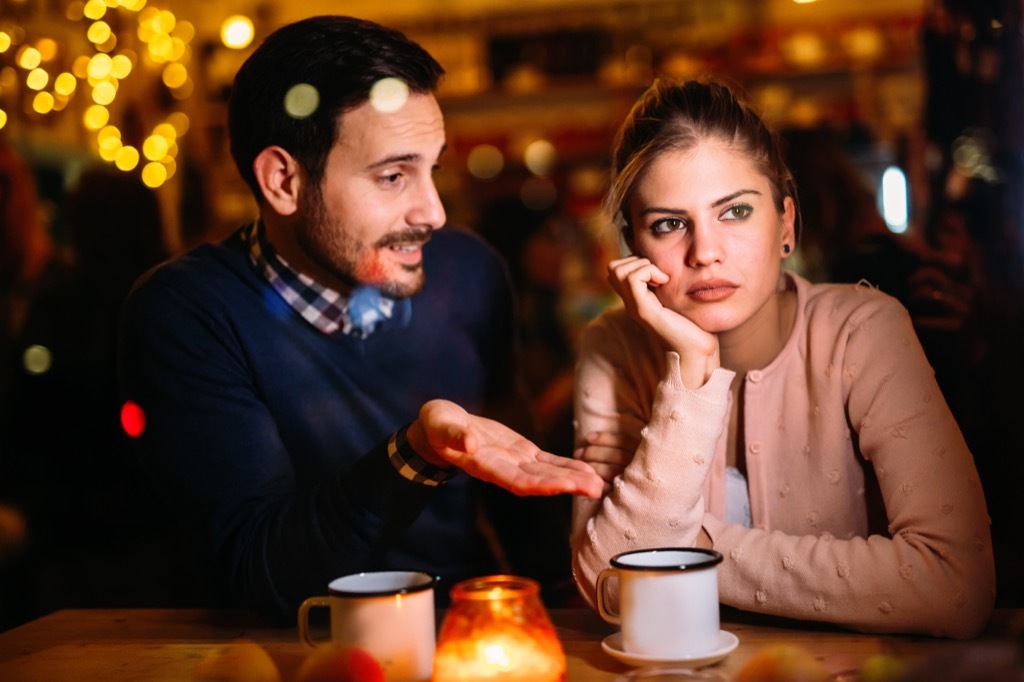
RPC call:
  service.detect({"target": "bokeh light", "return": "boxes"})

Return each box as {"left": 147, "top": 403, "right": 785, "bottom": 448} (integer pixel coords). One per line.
{"left": 120, "top": 401, "right": 146, "bottom": 438}
{"left": 115, "top": 145, "right": 140, "bottom": 171}
{"left": 524, "top": 139, "right": 557, "bottom": 176}
{"left": 22, "top": 345, "right": 52, "bottom": 375}
{"left": 142, "top": 161, "right": 168, "bottom": 187}
{"left": 221, "top": 15, "right": 254, "bottom": 50}
{"left": 467, "top": 144, "right": 504, "bottom": 180}
{"left": 284, "top": 83, "right": 319, "bottom": 119}
{"left": 369, "top": 77, "right": 409, "bottom": 113}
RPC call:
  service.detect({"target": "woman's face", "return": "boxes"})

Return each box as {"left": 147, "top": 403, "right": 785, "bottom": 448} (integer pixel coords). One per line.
{"left": 626, "top": 138, "right": 795, "bottom": 335}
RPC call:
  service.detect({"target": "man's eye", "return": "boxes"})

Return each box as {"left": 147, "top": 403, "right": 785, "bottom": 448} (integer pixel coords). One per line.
{"left": 382, "top": 173, "right": 402, "bottom": 184}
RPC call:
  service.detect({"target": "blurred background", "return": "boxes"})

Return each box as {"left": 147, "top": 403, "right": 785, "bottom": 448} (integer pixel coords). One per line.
{"left": 1, "top": 0, "right": 1021, "bottom": 630}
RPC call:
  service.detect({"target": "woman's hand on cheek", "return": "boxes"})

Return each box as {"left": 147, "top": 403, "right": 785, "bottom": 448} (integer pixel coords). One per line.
{"left": 608, "top": 256, "right": 720, "bottom": 389}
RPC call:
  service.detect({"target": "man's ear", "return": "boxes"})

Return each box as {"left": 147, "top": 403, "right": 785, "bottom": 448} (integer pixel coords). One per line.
{"left": 253, "top": 146, "right": 303, "bottom": 216}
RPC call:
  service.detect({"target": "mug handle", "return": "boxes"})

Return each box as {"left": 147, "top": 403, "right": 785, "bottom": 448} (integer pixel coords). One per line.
{"left": 297, "top": 596, "right": 330, "bottom": 647}
{"left": 595, "top": 567, "right": 620, "bottom": 626}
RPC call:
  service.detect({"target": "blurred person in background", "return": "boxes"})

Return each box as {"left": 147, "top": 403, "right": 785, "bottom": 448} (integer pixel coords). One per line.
{"left": 2, "top": 166, "right": 178, "bottom": 629}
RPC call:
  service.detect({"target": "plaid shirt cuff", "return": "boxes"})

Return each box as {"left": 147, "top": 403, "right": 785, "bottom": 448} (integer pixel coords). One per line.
{"left": 388, "top": 425, "right": 455, "bottom": 487}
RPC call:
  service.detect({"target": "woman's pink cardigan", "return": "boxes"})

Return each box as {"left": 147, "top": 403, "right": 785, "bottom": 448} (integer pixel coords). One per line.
{"left": 572, "top": 273, "right": 995, "bottom": 638}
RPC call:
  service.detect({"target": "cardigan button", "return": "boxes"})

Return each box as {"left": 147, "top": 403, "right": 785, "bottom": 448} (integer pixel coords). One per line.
{"left": 749, "top": 442, "right": 761, "bottom": 455}
{"left": 748, "top": 370, "right": 763, "bottom": 383}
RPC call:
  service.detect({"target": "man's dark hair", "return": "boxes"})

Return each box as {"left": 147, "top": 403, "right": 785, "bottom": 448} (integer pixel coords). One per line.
{"left": 228, "top": 15, "right": 445, "bottom": 199}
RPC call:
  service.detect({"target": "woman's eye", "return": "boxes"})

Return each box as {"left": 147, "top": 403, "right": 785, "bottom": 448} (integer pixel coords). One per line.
{"left": 652, "top": 217, "right": 686, "bottom": 233}
{"left": 723, "top": 204, "right": 752, "bottom": 220}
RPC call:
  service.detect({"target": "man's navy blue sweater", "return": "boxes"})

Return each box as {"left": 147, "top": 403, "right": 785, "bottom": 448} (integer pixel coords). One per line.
{"left": 118, "top": 225, "right": 520, "bottom": 622}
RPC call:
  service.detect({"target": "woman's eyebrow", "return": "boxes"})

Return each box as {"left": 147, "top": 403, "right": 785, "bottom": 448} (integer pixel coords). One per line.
{"left": 711, "top": 189, "right": 761, "bottom": 208}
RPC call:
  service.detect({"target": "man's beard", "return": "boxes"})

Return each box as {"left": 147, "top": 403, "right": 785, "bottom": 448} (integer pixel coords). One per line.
{"left": 296, "top": 186, "right": 429, "bottom": 299}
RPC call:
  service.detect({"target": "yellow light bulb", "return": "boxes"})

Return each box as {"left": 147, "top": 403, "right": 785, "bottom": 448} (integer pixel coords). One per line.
{"left": 32, "top": 91, "right": 55, "bottom": 114}
{"left": 115, "top": 145, "right": 140, "bottom": 171}
{"left": 92, "top": 80, "right": 116, "bottom": 105}
{"left": 83, "top": 104, "right": 109, "bottom": 130}
{"left": 162, "top": 62, "right": 187, "bottom": 89}
{"left": 111, "top": 54, "right": 133, "bottom": 79}
{"left": 142, "top": 162, "right": 167, "bottom": 188}
{"left": 87, "top": 53, "right": 113, "bottom": 79}
{"left": 26, "top": 68, "right": 48, "bottom": 91}
{"left": 54, "top": 72, "right": 77, "bottom": 96}
{"left": 83, "top": 0, "right": 107, "bottom": 20}
{"left": 143, "top": 134, "right": 169, "bottom": 161}
{"left": 221, "top": 16, "right": 254, "bottom": 50}
{"left": 18, "top": 46, "right": 42, "bottom": 70}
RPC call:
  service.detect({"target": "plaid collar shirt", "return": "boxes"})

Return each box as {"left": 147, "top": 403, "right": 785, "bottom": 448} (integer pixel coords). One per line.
{"left": 243, "top": 221, "right": 395, "bottom": 338}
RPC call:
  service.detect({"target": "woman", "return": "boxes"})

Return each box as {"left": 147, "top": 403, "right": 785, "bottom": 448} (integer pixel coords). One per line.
{"left": 571, "top": 78, "right": 995, "bottom": 638}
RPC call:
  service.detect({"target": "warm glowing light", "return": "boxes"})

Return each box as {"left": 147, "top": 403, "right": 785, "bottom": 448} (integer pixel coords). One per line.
{"left": 170, "top": 78, "right": 193, "bottom": 100}
{"left": 143, "top": 134, "right": 169, "bottom": 160}
{"left": 0, "top": 110, "right": 7, "bottom": 129}
{"left": 87, "top": 53, "right": 113, "bottom": 79}
{"left": 65, "top": 1, "right": 85, "bottom": 21}
{"left": 0, "top": 33, "right": 11, "bottom": 53}
{"left": 161, "top": 156, "right": 176, "bottom": 179}
{"left": 84, "top": 104, "right": 109, "bottom": 130}
{"left": 220, "top": 15, "right": 254, "bottom": 49}
{"left": 72, "top": 55, "right": 90, "bottom": 78}
{"left": 524, "top": 139, "right": 557, "bottom": 176}
{"left": 369, "top": 77, "right": 409, "bottom": 113}
{"left": 284, "top": 83, "right": 319, "bottom": 119}
{"left": 17, "top": 46, "right": 42, "bottom": 70}
{"left": 120, "top": 401, "right": 146, "bottom": 438}
{"left": 92, "top": 80, "right": 117, "bottom": 105}
{"left": 155, "top": 120, "right": 180, "bottom": 139}
{"left": 155, "top": 10, "right": 177, "bottom": 34}
{"left": 97, "top": 124, "right": 121, "bottom": 144}
{"left": 23, "top": 345, "right": 52, "bottom": 375}
{"left": 168, "top": 36, "right": 186, "bottom": 61}
{"left": 52, "top": 93, "right": 70, "bottom": 112}
{"left": 36, "top": 38, "right": 59, "bottom": 62}
{"left": 142, "top": 161, "right": 168, "bottom": 187}
{"left": 782, "top": 32, "right": 826, "bottom": 67}
{"left": 792, "top": 0, "right": 817, "bottom": 3}
{"left": 434, "top": 576, "right": 566, "bottom": 682}
{"left": 115, "top": 145, "right": 140, "bottom": 170}
{"left": 97, "top": 33, "right": 117, "bottom": 53}
{"left": 111, "top": 54, "right": 133, "bottom": 79}
{"left": 467, "top": 144, "right": 504, "bottom": 180}
{"left": 87, "top": 20, "right": 112, "bottom": 45}
{"left": 83, "top": 0, "right": 107, "bottom": 20}
{"left": 26, "top": 68, "right": 49, "bottom": 91}
{"left": 148, "top": 34, "right": 173, "bottom": 62}
{"left": 880, "top": 166, "right": 909, "bottom": 234}
{"left": 162, "top": 62, "right": 187, "bottom": 89}
{"left": 165, "top": 109, "right": 188, "bottom": 133}
{"left": 173, "top": 20, "right": 195, "bottom": 43}
{"left": 98, "top": 141, "right": 121, "bottom": 161}
{"left": 32, "top": 91, "right": 55, "bottom": 114}
{"left": 122, "top": 0, "right": 147, "bottom": 10}
{"left": 54, "top": 72, "right": 77, "bottom": 95}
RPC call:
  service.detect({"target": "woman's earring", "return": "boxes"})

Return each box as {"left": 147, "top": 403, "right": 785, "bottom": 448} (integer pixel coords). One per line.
{"left": 783, "top": 243, "right": 791, "bottom": 254}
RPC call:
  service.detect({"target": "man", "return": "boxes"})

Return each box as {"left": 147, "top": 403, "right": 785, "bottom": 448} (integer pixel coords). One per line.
{"left": 118, "top": 15, "right": 601, "bottom": 624}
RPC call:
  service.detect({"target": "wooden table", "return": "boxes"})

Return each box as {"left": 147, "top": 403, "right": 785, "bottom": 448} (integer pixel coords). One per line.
{"left": 0, "top": 607, "right": 1020, "bottom": 681}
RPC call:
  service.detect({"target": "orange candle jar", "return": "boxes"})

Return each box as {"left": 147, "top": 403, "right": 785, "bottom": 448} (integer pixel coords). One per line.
{"left": 433, "top": 575, "right": 566, "bottom": 682}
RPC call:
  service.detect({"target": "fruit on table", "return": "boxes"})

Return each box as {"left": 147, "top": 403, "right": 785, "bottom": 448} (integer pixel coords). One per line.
{"left": 859, "top": 653, "right": 906, "bottom": 682}
{"left": 193, "top": 638, "right": 282, "bottom": 682}
{"left": 735, "top": 643, "right": 830, "bottom": 682}
{"left": 295, "top": 644, "right": 386, "bottom": 682}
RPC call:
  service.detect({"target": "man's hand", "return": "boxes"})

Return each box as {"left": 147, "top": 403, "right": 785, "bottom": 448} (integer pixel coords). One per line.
{"left": 407, "top": 400, "right": 603, "bottom": 499}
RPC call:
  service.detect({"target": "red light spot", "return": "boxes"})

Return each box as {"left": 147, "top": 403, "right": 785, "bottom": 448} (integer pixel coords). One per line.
{"left": 120, "top": 400, "right": 146, "bottom": 438}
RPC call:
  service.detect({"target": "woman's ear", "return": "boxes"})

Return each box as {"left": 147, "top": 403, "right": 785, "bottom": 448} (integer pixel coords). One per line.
{"left": 253, "top": 146, "right": 303, "bottom": 216}
{"left": 780, "top": 196, "right": 796, "bottom": 257}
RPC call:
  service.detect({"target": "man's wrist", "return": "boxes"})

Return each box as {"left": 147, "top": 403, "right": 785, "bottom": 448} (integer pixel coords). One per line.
{"left": 405, "top": 418, "right": 453, "bottom": 469}
{"left": 387, "top": 422, "right": 455, "bottom": 487}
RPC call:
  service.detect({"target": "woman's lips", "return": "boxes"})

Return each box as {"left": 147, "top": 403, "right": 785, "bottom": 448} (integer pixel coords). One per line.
{"left": 687, "top": 279, "right": 739, "bottom": 302}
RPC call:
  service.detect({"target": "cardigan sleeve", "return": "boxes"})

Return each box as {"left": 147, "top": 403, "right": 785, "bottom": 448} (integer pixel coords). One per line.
{"left": 705, "top": 294, "right": 995, "bottom": 638}
{"left": 570, "top": 313, "right": 734, "bottom": 608}
{"left": 118, "top": 268, "right": 437, "bottom": 624}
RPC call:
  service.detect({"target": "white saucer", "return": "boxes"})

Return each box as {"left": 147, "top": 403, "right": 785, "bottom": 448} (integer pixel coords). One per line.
{"left": 601, "top": 630, "right": 739, "bottom": 668}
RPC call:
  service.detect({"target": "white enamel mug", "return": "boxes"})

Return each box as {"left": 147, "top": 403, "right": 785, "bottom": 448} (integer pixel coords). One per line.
{"left": 596, "top": 548, "right": 723, "bottom": 658}
{"left": 298, "top": 570, "right": 436, "bottom": 682}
